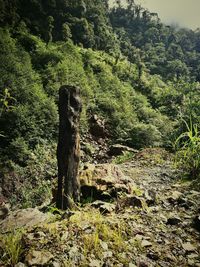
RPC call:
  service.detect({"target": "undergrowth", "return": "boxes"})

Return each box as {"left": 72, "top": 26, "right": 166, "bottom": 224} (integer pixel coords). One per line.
{"left": 112, "top": 151, "right": 135, "bottom": 164}
{"left": 175, "top": 119, "right": 200, "bottom": 179}
{"left": 69, "top": 209, "right": 130, "bottom": 265}
{"left": 0, "top": 230, "right": 24, "bottom": 266}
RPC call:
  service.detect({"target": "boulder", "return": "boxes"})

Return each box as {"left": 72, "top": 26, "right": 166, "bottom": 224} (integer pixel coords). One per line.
{"left": 89, "top": 259, "right": 101, "bottom": 267}
{"left": 167, "top": 191, "right": 183, "bottom": 204}
{"left": 91, "top": 200, "right": 115, "bottom": 214}
{"left": 51, "top": 261, "right": 61, "bottom": 267}
{"left": 15, "top": 263, "right": 26, "bottom": 267}
{"left": 125, "top": 196, "right": 144, "bottom": 208}
{"left": 25, "top": 250, "right": 53, "bottom": 266}
{"left": 117, "top": 196, "right": 145, "bottom": 210}
{"left": 89, "top": 114, "right": 107, "bottom": 138}
{"left": 80, "top": 163, "right": 133, "bottom": 201}
{"left": 108, "top": 144, "right": 138, "bottom": 156}
{"left": 141, "top": 240, "right": 152, "bottom": 248}
{"left": 0, "top": 208, "right": 52, "bottom": 233}
{"left": 182, "top": 242, "right": 196, "bottom": 252}
{"left": 144, "top": 190, "right": 157, "bottom": 206}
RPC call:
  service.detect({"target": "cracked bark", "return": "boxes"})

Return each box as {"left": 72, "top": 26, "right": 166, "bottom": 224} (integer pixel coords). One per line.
{"left": 56, "top": 85, "right": 82, "bottom": 210}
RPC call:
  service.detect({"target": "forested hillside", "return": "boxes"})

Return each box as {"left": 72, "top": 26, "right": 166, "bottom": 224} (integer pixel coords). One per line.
{"left": 1, "top": 0, "right": 200, "bottom": 155}
{"left": 0, "top": 0, "right": 200, "bottom": 201}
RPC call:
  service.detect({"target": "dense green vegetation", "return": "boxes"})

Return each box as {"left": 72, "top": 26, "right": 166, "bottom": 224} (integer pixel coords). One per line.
{"left": 0, "top": 0, "right": 200, "bottom": 205}
{"left": 175, "top": 119, "right": 200, "bottom": 179}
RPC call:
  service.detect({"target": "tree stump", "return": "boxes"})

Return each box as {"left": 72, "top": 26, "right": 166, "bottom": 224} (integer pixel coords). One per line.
{"left": 56, "top": 85, "right": 82, "bottom": 210}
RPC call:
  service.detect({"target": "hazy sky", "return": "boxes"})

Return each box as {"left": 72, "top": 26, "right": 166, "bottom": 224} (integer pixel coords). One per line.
{"left": 110, "top": 0, "right": 200, "bottom": 30}
{"left": 137, "top": 0, "right": 200, "bottom": 29}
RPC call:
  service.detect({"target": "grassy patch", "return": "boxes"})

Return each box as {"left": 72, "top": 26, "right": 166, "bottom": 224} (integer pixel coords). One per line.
{"left": 174, "top": 119, "right": 200, "bottom": 179}
{"left": 112, "top": 151, "right": 135, "bottom": 164}
{"left": 0, "top": 230, "right": 24, "bottom": 266}
{"left": 69, "top": 209, "right": 130, "bottom": 263}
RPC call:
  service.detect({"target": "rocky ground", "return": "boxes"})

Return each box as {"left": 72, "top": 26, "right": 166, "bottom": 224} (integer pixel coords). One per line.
{"left": 0, "top": 148, "right": 200, "bottom": 267}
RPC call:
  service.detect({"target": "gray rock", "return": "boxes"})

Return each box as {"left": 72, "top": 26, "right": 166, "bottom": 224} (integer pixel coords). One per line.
{"left": 91, "top": 200, "right": 115, "bottom": 214}
{"left": 108, "top": 144, "right": 138, "bottom": 156}
{"left": 103, "top": 251, "right": 113, "bottom": 258}
{"left": 68, "top": 246, "right": 79, "bottom": 260}
{"left": 89, "top": 114, "right": 107, "bottom": 138}
{"left": 141, "top": 240, "right": 152, "bottom": 248}
{"left": 80, "top": 163, "right": 133, "bottom": 200}
{"left": 144, "top": 190, "right": 156, "bottom": 206}
{"left": 100, "top": 240, "right": 108, "bottom": 250}
{"left": 182, "top": 242, "right": 196, "bottom": 252}
{"left": 25, "top": 250, "right": 53, "bottom": 266}
{"left": 0, "top": 208, "right": 52, "bottom": 233}
{"left": 15, "top": 263, "right": 26, "bottom": 267}
{"left": 188, "top": 259, "right": 195, "bottom": 266}
{"left": 135, "top": 234, "right": 143, "bottom": 241}
{"left": 51, "top": 261, "right": 61, "bottom": 267}
{"left": 167, "top": 191, "right": 183, "bottom": 204}
{"left": 89, "top": 259, "right": 101, "bottom": 267}
{"left": 125, "top": 196, "right": 144, "bottom": 208}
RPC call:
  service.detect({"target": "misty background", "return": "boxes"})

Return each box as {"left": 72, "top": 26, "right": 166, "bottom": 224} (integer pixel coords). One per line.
{"left": 109, "top": 0, "right": 200, "bottom": 30}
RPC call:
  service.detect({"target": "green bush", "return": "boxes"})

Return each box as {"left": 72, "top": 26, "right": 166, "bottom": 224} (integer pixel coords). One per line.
{"left": 8, "top": 137, "right": 30, "bottom": 165}
{"left": 128, "top": 123, "right": 162, "bottom": 149}
{"left": 0, "top": 29, "right": 58, "bottom": 158}
{"left": 4, "top": 142, "right": 57, "bottom": 208}
{"left": 175, "top": 119, "right": 200, "bottom": 179}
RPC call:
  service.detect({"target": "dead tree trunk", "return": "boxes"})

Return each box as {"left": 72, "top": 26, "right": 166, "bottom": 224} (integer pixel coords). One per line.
{"left": 56, "top": 85, "right": 82, "bottom": 210}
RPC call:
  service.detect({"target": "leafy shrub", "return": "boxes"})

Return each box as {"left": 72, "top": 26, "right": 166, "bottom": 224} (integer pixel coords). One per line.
{"left": 18, "top": 32, "right": 42, "bottom": 52}
{"left": 3, "top": 142, "right": 57, "bottom": 208}
{"left": 175, "top": 119, "right": 200, "bottom": 179}
{"left": 128, "top": 123, "right": 162, "bottom": 149}
{"left": 15, "top": 179, "right": 52, "bottom": 209}
{"left": 8, "top": 137, "right": 31, "bottom": 166}
{"left": 0, "top": 29, "right": 58, "bottom": 158}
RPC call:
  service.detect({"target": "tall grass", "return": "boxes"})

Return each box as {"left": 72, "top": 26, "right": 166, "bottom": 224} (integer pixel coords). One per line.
{"left": 174, "top": 118, "right": 200, "bottom": 179}
{"left": 0, "top": 230, "right": 24, "bottom": 266}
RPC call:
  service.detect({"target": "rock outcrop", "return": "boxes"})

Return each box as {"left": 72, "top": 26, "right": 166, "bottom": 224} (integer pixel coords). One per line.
{"left": 89, "top": 114, "right": 107, "bottom": 139}
{"left": 80, "top": 163, "right": 134, "bottom": 201}
{"left": 108, "top": 144, "right": 138, "bottom": 156}
{"left": 0, "top": 208, "right": 51, "bottom": 233}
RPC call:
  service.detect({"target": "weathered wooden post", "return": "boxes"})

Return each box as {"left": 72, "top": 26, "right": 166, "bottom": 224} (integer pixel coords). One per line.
{"left": 56, "top": 85, "right": 82, "bottom": 210}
